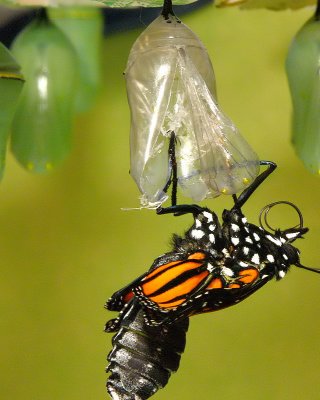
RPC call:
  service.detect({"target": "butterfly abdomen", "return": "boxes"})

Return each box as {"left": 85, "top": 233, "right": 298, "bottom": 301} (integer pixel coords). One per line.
{"left": 106, "top": 300, "right": 189, "bottom": 400}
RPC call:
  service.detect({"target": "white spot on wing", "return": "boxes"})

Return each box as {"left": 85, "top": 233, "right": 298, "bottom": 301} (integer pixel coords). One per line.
{"left": 209, "top": 224, "right": 216, "bottom": 231}
{"left": 245, "top": 237, "right": 253, "bottom": 244}
{"left": 279, "top": 270, "right": 286, "bottom": 278}
{"left": 209, "top": 234, "right": 215, "bottom": 243}
{"left": 195, "top": 219, "right": 202, "bottom": 228}
{"left": 243, "top": 247, "right": 249, "bottom": 255}
{"left": 222, "top": 266, "right": 234, "bottom": 276}
{"left": 210, "top": 249, "right": 217, "bottom": 257}
{"left": 207, "top": 263, "right": 214, "bottom": 273}
{"left": 222, "top": 248, "right": 230, "bottom": 256}
{"left": 283, "top": 254, "right": 288, "bottom": 260}
{"left": 251, "top": 253, "right": 260, "bottom": 264}
{"left": 203, "top": 211, "right": 213, "bottom": 222}
{"left": 286, "top": 232, "right": 299, "bottom": 239}
{"left": 231, "top": 237, "right": 240, "bottom": 245}
{"left": 242, "top": 217, "right": 247, "bottom": 223}
{"left": 231, "top": 223, "right": 240, "bottom": 232}
{"left": 266, "top": 235, "right": 282, "bottom": 246}
{"left": 267, "top": 254, "right": 275, "bottom": 263}
{"left": 253, "top": 233, "right": 260, "bottom": 241}
{"left": 239, "top": 261, "right": 248, "bottom": 267}
{"left": 191, "top": 229, "right": 205, "bottom": 239}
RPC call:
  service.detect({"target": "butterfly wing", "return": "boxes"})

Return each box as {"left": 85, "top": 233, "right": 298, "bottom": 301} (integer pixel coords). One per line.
{"left": 134, "top": 252, "right": 211, "bottom": 310}
{"left": 105, "top": 251, "right": 203, "bottom": 331}
{"left": 146, "top": 268, "right": 271, "bottom": 325}
{"left": 105, "top": 251, "right": 186, "bottom": 312}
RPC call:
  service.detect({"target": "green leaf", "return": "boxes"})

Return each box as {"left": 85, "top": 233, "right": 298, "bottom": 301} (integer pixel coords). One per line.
{"left": 1, "top": 0, "right": 197, "bottom": 6}
{"left": 95, "top": 0, "right": 197, "bottom": 6}
{"left": 216, "top": 0, "right": 316, "bottom": 10}
{"left": 0, "top": 43, "right": 24, "bottom": 180}
{"left": 286, "top": 15, "right": 320, "bottom": 175}
{"left": 48, "top": 7, "right": 103, "bottom": 113}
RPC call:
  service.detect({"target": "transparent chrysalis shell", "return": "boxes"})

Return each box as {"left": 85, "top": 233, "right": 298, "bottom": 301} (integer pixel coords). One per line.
{"left": 286, "top": 15, "right": 320, "bottom": 175}
{"left": 126, "top": 14, "right": 259, "bottom": 208}
{"left": 48, "top": 7, "right": 103, "bottom": 113}
{"left": 0, "top": 43, "right": 24, "bottom": 180}
{"left": 10, "top": 12, "right": 78, "bottom": 173}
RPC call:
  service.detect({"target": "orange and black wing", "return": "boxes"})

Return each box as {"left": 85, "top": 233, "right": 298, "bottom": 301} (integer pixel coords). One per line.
{"left": 134, "top": 251, "right": 212, "bottom": 311}
{"left": 147, "top": 269, "right": 272, "bottom": 325}
{"left": 105, "top": 251, "right": 209, "bottom": 331}
{"left": 105, "top": 252, "right": 190, "bottom": 312}
{"left": 194, "top": 267, "right": 265, "bottom": 315}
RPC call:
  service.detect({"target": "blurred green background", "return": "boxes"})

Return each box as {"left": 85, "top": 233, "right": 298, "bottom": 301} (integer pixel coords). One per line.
{"left": 1, "top": 5, "right": 320, "bottom": 400}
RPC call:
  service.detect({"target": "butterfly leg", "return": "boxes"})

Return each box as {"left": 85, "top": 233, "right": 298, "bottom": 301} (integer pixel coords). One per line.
{"left": 162, "top": 131, "right": 178, "bottom": 206}
{"left": 105, "top": 272, "right": 147, "bottom": 312}
{"left": 162, "top": 0, "right": 175, "bottom": 19}
{"left": 105, "top": 298, "right": 137, "bottom": 333}
{"left": 157, "top": 203, "right": 204, "bottom": 216}
{"left": 232, "top": 160, "right": 277, "bottom": 210}
{"left": 158, "top": 131, "right": 201, "bottom": 216}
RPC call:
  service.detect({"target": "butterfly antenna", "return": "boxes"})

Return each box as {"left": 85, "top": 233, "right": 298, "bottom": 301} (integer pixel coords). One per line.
{"left": 259, "top": 201, "right": 304, "bottom": 233}
{"left": 295, "top": 262, "right": 320, "bottom": 274}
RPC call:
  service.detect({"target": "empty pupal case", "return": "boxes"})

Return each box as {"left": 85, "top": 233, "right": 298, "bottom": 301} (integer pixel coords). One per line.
{"left": 126, "top": 14, "right": 259, "bottom": 208}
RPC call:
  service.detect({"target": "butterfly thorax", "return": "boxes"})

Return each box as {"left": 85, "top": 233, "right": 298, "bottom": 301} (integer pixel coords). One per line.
{"left": 222, "top": 208, "right": 306, "bottom": 280}
{"left": 172, "top": 208, "right": 225, "bottom": 258}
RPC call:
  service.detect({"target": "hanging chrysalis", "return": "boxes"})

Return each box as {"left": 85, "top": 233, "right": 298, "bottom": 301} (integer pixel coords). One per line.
{"left": 48, "top": 6, "right": 103, "bottom": 113}
{"left": 0, "top": 43, "right": 24, "bottom": 180}
{"left": 286, "top": 5, "right": 320, "bottom": 175}
{"left": 126, "top": 5, "right": 259, "bottom": 208}
{"left": 10, "top": 10, "right": 78, "bottom": 173}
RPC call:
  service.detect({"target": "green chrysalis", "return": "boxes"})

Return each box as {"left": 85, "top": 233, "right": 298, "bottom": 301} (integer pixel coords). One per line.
{"left": 286, "top": 9, "right": 320, "bottom": 175}
{"left": 48, "top": 7, "right": 103, "bottom": 113}
{"left": 0, "top": 43, "right": 24, "bottom": 180}
{"left": 11, "top": 10, "right": 78, "bottom": 173}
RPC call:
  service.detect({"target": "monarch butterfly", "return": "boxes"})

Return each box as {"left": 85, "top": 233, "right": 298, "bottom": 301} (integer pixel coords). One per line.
{"left": 106, "top": 159, "right": 319, "bottom": 329}
{"left": 286, "top": 6, "right": 320, "bottom": 175}
{"left": 126, "top": 1, "right": 259, "bottom": 208}
{"left": 105, "top": 158, "right": 319, "bottom": 398}
{"left": 10, "top": 9, "right": 78, "bottom": 173}
{"left": 0, "top": 42, "right": 24, "bottom": 180}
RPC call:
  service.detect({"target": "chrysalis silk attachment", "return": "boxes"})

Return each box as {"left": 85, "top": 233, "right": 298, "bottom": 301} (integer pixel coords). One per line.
{"left": 126, "top": 15, "right": 259, "bottom": 208}
{"left": 10, "top": 14, "right": 78, "bottom": 173}
{"left": 286, "top": 15, "right": 320, "bottom": 175}
{"left": 0, "top": 43, "right": 24, "bottom": 180}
